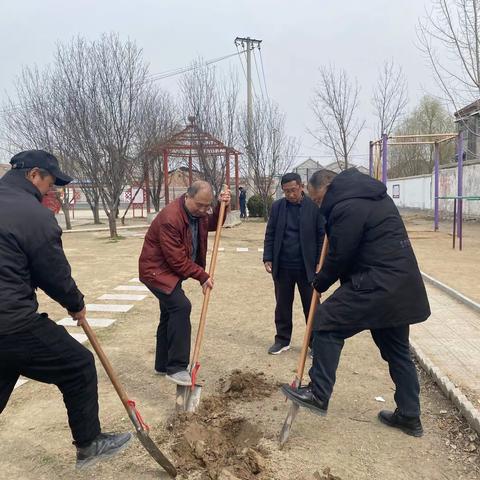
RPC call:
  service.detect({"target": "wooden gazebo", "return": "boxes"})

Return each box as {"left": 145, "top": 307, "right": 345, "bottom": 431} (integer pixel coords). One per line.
{"left": 151, "top": 116, "right": 242, "bottom": 209}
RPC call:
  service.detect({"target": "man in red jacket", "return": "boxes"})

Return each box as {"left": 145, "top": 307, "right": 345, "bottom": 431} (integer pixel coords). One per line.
{"left": 139, "top": 181, "right": 230, "bottom": 386}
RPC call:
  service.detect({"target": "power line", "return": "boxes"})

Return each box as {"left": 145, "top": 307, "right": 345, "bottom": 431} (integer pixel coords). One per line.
{"left": 252, "top": 49, "right": 265, "bottom": 100}
{"left": 235, "top": 45, "right": 260, "bottom": 100}
{"left": 258, "top": 49, "right": 269, "bottom": 100}
{"left": 147, "top": 50, "right": 246, "bottom": 82}
{"left": 0, "top": 50, "right": 247, "bottom": 116}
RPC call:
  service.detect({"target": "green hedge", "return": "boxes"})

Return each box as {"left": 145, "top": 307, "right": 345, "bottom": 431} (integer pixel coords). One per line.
{"left": 247, "top": 194, "right": 273, "bottom": 218}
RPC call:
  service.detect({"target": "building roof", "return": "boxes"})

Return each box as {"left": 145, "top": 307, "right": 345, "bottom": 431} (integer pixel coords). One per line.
{"left": 295, "top": 157, "right": 369, "bottom": 176}
{"left": 294, "top": 157, "right": 323, "bottom": 170}
{"left": 454, "top": 99, "right": 480, "bottom": 120}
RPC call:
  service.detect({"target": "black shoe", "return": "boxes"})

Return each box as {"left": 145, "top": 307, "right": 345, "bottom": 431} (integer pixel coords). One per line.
{"left": 378, "top": 409, "right": 423, "bottom": 437}
{"left": 76, "top": 432, "right": 133, "bottom": 469}
{"left": 281, "top": 384, "right": 328, "bottom": 416}
{"left": 268, "top": 342, "right": 290, "bottom": 355}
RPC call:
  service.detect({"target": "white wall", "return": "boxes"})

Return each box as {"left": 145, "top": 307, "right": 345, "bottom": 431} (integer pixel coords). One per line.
{"left": 386, "top": 163, "right": 480, "bottom": 217}
{"left": 437, "top": 163, "right": 480, "bottom": 217}
{"left": 387, "top": 174, "right": 432, "bottom": 210}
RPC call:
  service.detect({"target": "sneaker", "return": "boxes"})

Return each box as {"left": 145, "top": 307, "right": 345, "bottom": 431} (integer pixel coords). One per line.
{"left": 378, "top": 409, "right": 423, "bottom": 437}
{"left": 166, "top": 370, "right": 192, "bottom": 386}
{"left": 268, "top": 342, "right": 290, "bottom": 355}
{"left": 281, "top": 384, "right": 328, "bottom": 416}
{"left": 76, "top": 432, "right": 132, "bottom": 470}
{"left": 154, "top": 369, "right": 167, "bottom": 376}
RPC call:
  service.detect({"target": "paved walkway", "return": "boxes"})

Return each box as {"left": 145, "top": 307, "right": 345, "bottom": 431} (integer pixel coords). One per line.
{"left": 411, "top": 283, "right": 480, "bottom": 408}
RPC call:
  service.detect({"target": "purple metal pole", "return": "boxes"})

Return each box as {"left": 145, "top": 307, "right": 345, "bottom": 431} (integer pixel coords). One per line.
{"left": 434, "top": 142, "right": 440, "bottom": 231}
{"left": 457, "top": 132, "right": 464, "bottom": 250}
{"left": 381, "top": 133, "right": 388, "bottom": 184}
{"left": 369, "top": 141, "right": 373, "bottom": 177}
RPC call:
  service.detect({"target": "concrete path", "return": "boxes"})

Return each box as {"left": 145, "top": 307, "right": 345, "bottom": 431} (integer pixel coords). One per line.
{"left": 411, "top": 283, "right": 480, "bottom": 425}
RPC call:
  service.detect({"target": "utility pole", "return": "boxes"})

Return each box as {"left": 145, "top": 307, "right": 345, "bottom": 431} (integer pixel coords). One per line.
{"left": 234, "top": 36, "right": 262, "bottom": 190}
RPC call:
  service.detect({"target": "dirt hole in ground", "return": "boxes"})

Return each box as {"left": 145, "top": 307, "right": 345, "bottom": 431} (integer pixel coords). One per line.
{"left": 165, "top": 370, "right": 277, "bottom": 479}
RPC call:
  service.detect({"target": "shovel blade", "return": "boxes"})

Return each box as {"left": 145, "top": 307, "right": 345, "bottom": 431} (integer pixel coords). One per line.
{"left": 136, "top": 429, "right": 177, "bottom": 478}
{"left": 278, "top": 402, "right": 300, "bottom": 449}
{"left": 175, "top": 384, "right": 202, "bottom": 412}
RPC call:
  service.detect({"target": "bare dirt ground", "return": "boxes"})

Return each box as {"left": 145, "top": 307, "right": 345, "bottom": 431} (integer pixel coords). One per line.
{"left": 401, "top": 210, "right": 480, "bottom": 303}
{"left": 0, "top": 219, "right": 479, "bottom": 479}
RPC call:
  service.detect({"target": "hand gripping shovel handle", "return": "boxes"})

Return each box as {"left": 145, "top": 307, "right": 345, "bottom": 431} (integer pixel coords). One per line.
{"left": 279, "top": 235, "right": 329, "bottom": 449}
{"left": 189, "top": 192, "right": 228, "bottom": 385}
{"left": 80, "top": 319, "right": 177, "bottom": 478}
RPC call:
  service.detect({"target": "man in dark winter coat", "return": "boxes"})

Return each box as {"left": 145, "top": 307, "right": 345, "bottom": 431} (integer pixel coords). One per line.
{"left": 0, "top": 150, "right": 131, "bottom": 469}
{"left": 239, "top": 186, "right": 247, "bottom": 219}
{"left": 139, "top": 181, "right": 230, "bottom": 386}
{"left": 263, "top": 172, "right": 325, "bottom": 355}
{"left": 282, "top": 168, "right": 430, "bottom": 437}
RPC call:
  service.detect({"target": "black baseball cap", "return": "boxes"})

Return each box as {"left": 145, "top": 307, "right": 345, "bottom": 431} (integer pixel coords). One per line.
{"left": 10, "top": 150, "right": 73, "bottom": 186}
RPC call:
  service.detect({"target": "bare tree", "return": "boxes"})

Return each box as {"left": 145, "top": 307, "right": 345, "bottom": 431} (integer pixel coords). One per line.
{"left": 133, "top": 88, "right": 179, "bottom": 213}
{"left": 389, "top": 95, "right": 455, "bottom": 177}
{"left": 1, "top": 66, "right": 75, "bottom": 229}
{"left": 52, "top": 34, "right": 149, "bottom": 238}
{"left": 179, "top": 59, "right": 239, "bottom": 194}
{"left": 418, "top": 0, "right": 480, "bottom": 110}
{"left": 310, "top": 65, "right": 365, "bottom": 170}
{"left": 372, "top": 60, "right": 408, "bottom": 137}
{"left": 239, "top": 99, "right": 299, "bottom": 220}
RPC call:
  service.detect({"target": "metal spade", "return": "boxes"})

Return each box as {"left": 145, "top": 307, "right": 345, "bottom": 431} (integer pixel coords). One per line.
{"left": 176, "top": 193, "right": 228, "bottom": 413}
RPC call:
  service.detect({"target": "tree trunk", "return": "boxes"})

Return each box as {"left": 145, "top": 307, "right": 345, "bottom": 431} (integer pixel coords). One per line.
{"left": 262, "top": 193, "right": 269, "bottom": 222}
{"left": 61, "top": 201, "right": 72, "bottom": 230}
{"left": 92, "top": 203, "right": 101, "bottom": 224}
{"left": 107, "top": 212, "right": 118, "bottom": 239}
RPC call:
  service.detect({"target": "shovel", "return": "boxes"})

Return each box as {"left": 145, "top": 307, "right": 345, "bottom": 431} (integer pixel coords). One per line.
{"left": 176, "top": 193, "right": 228, "bottom": 412}
{"left": 278, "top": 235, "right": 329, "bottom": 449}
{"left": 80, "top": 319, "right": 177, "bottom": 478}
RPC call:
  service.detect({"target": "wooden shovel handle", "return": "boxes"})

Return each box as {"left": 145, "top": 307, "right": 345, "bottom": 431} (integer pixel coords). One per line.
{"left": 294, "top": 235, "right": 329, "bottom": 384}
{"left": 80, "top": 319, "right": 130, "bottom": 409}
{"left": 190, "top": 194, "right": 228, "bottom": 368}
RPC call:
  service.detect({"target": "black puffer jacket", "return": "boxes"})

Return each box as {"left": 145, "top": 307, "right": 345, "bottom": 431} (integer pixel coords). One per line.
{"left": 313, "top": 168, "right": 430, "bottom": 331}
{"left": 0, "top": 170, "right": 84, "bottom": 335}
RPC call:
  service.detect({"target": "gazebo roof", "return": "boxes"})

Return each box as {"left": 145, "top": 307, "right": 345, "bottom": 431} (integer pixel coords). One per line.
{"left": 153, "top": 116, "right": 241, "bottom": 157}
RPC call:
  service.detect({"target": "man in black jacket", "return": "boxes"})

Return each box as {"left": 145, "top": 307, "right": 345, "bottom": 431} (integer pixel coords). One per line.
{"left": 0, "top": 150, "right": 131, "bottom": 469}
{"left": 281, "top": 168, "right": 430, "bottom": 437}
{"left": 263, "top": 172, "right": 324, "bottom": 355}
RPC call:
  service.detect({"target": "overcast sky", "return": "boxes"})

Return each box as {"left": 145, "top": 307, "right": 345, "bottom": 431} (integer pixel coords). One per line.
{"left": 0, "top": 0, "right": 442, "bottom": 166}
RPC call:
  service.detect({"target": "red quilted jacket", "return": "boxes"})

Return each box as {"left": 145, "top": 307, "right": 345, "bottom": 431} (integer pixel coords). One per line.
{"left": 139, "top": 195, "right": 223, "bottom": 294}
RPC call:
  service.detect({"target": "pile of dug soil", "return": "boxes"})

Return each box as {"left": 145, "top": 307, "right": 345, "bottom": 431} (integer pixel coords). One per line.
{"left": 167, "top": 398, "right": 267, "bottom": 479}
{"left": 218, "top": 369, "right": 277, "bottom": 401}
{"left": 297, "top": 468, "right": 343, "bottom": 480}
{"left": 163, "top": 370, "right": 277, "bottom": 479}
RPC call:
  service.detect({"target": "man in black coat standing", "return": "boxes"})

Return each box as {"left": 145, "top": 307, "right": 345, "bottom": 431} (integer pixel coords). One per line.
{"left": 282, "top": 168, "right": 430, "bottom": 437}
{"left": 239, "top": 186, "right": 247, "bottom": 219}
{"left": 0, "top": 150, "right": 131, "bottom": 469}
{"left": 263, "top": 172, "right": 324, "bottom": 355}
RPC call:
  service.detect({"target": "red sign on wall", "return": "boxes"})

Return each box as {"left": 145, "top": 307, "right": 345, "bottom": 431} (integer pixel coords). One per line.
{"left": 42, "top": 190, "right": 61, "bottom": 214}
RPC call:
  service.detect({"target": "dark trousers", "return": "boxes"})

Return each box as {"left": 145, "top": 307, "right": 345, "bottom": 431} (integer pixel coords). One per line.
{"left": 309, "top": 325, "right": 420, "bottom": 417}
{"left": 240, "top": 203, "right": 247, "bottom": 218}
{"left": 148, "top": 282, "right": 192, "bottom": 375}
{"left": 274, "top": 268, "right": 313, "bottom": 345}
{"left": 0, "top": 315, "right": 101, "bottom": 447}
